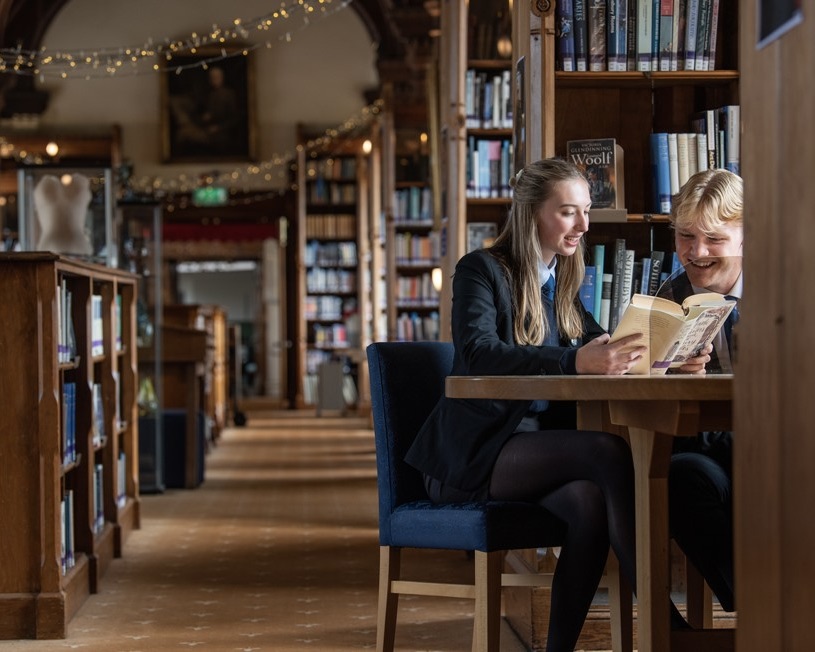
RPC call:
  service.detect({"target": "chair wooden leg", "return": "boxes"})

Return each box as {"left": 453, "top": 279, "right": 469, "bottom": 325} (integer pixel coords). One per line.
{"left": 605, "top": 552, "right": 634, "bottom": 652}
{"left": 685, "top": 556, "right": 714, "bottom": 629}
{"left": 472, "top": 550, "right": 503, "bottom": 652}
{"left": 377, "top": 546, "right": 400, "bottom": 652}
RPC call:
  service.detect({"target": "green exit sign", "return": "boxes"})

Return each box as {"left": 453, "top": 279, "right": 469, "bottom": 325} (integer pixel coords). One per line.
{"left": 192, "top": 186, "right": 228, "bottom": 207}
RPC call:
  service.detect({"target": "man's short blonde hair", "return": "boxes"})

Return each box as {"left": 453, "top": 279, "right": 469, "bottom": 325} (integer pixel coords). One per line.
{"left": 670, "top": 168, "right": 743, "bottom": 235}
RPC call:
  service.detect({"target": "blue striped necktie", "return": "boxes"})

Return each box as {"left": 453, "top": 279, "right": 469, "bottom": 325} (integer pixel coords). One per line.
{"left": 541, "top": 275, "right": 558, "bottom": 346}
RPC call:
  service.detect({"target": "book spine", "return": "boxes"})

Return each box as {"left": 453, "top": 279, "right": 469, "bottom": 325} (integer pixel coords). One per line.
{"left": 651, "top": 0, "right": 661, "bottom": 70}
{"left": 648, "top": 250, "right": 665, "bottom": 295}
{"left": 626, "top": 0, "right": 638, "bottom": 70}
{"left": 695, "top": 0, "right": 712, "bottom": 71}
{"left": 636, "top": 0, "right": 653, "bottom": 71}
{"left": 600, "top": 273, "right": 614, "bottom": 331}
{"left": 607, "top": 0, "right": 620, "bottom": 71}
{"left": 687, "top": 133, "right": 699, "bottom": 176}
{"left": 667, "top": 132, "right": 680, "bottom": 195}
{"left": 721, "top": 105, "right": 740, "bottom": 174}
{"left": 592, "top": 243, "right": 606, "bottom": 322}
{"left": 574, "top": 0, "right": 589, "bottom": 71}
{"left": 706, "top": 0, "right": 720, "bottom": 69}
{"left": 676, "top": 132, "right": 690, "bottom": 188}
{"left": 556, "top": 0, "right": 577, "bottom": 71}
{"left": 695, "top": 130, "right": 708, "bottom": 172}
{"left": 658, "top": 0, "right": 674, "bottom": 71}
{"left": 705, "top": 108, "right": 717, "bottom": 169}
{"left": 588, "top": 0, "right": 607, "bottom": 71}
{"left": 640, "top": 257, "right": 652, "bottom": 294}
{"left": 580, "top": 267, "right": 597, "bottom": 312}
{"left": 609, "top": 238, "right": 627, "bottom": 331}
{"left": 684, "top": 0, "right": 700, "bottom": 69}
{"left": 620, "top": 249, "right": 636, "bottom": 316}
{"left": 650, "top": 133, "right": 672, "bottom": 213}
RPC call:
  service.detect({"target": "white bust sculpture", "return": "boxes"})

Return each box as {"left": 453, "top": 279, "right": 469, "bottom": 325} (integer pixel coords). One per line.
{"left": 34, "top": 173, "right": 93, "bottom": 256}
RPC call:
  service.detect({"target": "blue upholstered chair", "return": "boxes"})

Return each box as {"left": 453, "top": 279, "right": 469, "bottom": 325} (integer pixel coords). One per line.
{"left": 366, "top": 341, "right": 631, "bottom": 652}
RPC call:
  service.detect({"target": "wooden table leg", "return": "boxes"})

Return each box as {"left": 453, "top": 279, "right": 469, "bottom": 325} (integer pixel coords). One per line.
{"left": 626, "top": 426, "right": 674, "bottom": 652}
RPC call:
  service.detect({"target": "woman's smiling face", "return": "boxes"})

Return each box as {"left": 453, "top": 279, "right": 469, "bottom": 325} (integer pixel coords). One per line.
{"left": 535, "top": 179, "right": 591, "bottom": 265}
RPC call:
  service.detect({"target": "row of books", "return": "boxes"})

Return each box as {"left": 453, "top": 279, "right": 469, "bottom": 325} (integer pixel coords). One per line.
{"left": 312, "top": 322, "right": 353, "bottom": 349}
{"left": 394, "top": 273, "right": 440, "bottom": 308}
{"left": 396, "top": 311, "right": 441, "bottom": 342}
{"left": 305, "top": 213, "right": 357, "bottom": 240}
{"left": 306, "top": 268, "right": 357, "bottom": 295}
{"left": 465, "top": 68, "right": 513, "bottom": 130}
{"left": 307, "top": 179, "right": 357, "bottom": 206}
{"left": 304, "top": 295, "right": 357, "bottom": 321}
{"left": 580, "top": 240, "right": 684, "bottom": 332}
{"left": 394, "top": 185, "right": 433, "bottom": 222}
{"left": 556, "top": 0, "right": 722, "bottom": 73}
{"left": 305, "top": 156, "right": 357, "bottom": 181}
{"left": 466, "top": 136, "right": 513, "bottom": 199}
{"left": 57, "top": 279, "right": 77, "bottom": 363}
{"left": 394, "top": 232, "right": 441, "bottom": 266}
{"left": 650, "top": 104, "right": 739, "bottom": 213}
{"left": 304, "top": 240, "right": 357, "bottom": 267}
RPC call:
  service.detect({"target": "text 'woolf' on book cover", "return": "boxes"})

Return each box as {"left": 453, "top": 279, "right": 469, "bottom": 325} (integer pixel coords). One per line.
{"left": 566, "top": 138, "right": 626, "bottom": 210}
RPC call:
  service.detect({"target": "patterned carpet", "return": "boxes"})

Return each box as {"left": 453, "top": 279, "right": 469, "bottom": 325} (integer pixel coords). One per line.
{"left": 0, "top": 413, "right": 529, "bottom": 652}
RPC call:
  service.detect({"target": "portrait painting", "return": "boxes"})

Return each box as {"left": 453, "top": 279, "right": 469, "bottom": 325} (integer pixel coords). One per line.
{"left": 161, "top": 49, "right": 256, "bottom": 162}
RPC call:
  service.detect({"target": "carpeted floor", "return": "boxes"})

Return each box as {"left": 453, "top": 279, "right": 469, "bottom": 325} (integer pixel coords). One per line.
{"left": 0, "top": 412, "right": 531, "bottom": 652}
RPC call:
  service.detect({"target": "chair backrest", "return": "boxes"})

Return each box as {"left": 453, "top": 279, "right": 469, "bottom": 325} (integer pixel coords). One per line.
{"left": 367, "top": 341, "right": 454, "bottom": 530}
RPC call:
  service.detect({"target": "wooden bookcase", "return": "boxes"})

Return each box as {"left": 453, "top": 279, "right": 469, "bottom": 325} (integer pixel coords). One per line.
{"left": 502, "top": 0, "right": 739, "bottom": 648}
{"left": 438, "top": 0, "right": 515, "bottom": 338}
{"left": 0, "top": 253, "right": 139, "bottom": 639}
{"left": 293, "top": 140, "right": 371, "bottom": 410}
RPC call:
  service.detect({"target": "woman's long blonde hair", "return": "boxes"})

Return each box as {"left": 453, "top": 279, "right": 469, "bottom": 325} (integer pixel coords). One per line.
{"left": 490, "top": 158, "right": 588, "bottom": 345}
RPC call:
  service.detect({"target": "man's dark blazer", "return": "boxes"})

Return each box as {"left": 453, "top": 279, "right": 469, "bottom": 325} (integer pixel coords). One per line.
{"left": 404, "top": 248, "right": 605, "bottom": 494}
{"left": 664, "top": 271, "right": 733, "bottom": 471}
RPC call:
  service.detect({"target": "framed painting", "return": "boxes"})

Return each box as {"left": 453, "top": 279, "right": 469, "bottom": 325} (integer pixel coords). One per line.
{"left": 161, "top": 48, "right": 256, "bottom": 162}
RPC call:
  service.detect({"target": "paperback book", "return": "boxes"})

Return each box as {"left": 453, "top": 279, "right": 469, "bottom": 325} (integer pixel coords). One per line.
{"left": 609, "top": 292, "right": 736, "bottom": 375}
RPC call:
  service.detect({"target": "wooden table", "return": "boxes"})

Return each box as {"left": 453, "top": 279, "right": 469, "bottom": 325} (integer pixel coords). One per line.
{"left": 446, "top": 374, "right": 734, "bottom": 652}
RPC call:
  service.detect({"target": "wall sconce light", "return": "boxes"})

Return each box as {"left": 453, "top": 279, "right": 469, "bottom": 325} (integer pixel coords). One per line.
{"left": 45, "top": 141, "right": 59, "bottom": 157}
{"left": 431, "top": 266, "right": 443, "bottom": 292}
{"left": 362, "top": 139, "right": 373, "bottom": 154}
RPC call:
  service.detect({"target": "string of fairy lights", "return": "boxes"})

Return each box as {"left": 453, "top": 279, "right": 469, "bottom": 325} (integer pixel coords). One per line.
{"left": 153, "top": 98, "right": 384, "bottom": 210}
{"left": 0, "top": 0, "right": 348, "bottom": 80}
{"left": 0, "top": 0, "right": 384, "bottom": 207}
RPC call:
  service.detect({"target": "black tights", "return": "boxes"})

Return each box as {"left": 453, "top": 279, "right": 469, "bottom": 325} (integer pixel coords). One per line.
{"left": 489, "top": 429, "right": 636, "bottom": 652}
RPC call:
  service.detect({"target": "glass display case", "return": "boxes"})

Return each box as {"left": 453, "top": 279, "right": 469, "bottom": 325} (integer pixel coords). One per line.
{"left": 116, "top": 199, "right": 164, "bottom": 492}
{"left": 17, "top": 166, "right": 116, "bottom": 266}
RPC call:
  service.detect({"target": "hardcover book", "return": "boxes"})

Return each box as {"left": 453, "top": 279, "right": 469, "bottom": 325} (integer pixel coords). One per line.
{"left": 566, "top": 138, "right": 626, "bottom": 210}
{"left": 609, "top": 292, "right": 736, "bottom": 374}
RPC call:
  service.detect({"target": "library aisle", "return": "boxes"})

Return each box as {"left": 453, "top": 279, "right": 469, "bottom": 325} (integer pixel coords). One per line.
{"left": 0, "top": 411, "right": 532, "bottom": 652}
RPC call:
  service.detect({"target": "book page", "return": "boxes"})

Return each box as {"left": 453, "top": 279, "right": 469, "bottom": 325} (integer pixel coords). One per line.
{"left": 668, "top": 303, "right": 735, "bottom": 367}
{"left": 609, "top": 299, "right": 687, "bottom": 374}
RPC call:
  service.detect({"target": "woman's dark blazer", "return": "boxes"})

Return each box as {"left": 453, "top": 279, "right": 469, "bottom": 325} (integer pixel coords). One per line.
{"left": 404, "top": 248, "right": 605, "bottom": 493}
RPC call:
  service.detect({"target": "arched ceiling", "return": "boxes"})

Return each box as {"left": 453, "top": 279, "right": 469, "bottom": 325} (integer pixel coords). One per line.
{"left": 0, "top": 0, "right": 437, "bottom": 123}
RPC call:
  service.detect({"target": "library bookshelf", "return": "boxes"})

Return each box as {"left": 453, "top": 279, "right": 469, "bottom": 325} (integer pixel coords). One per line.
{"left": 0, "top": 253, "right": 140, "bottom": 639}
{"left": 294, "top": 141, "right": 371, "bottom": 410}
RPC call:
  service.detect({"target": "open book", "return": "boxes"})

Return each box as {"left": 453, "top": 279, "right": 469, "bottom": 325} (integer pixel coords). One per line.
{"left": 609, "top": 292, "right": 737, "bottom": 375}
